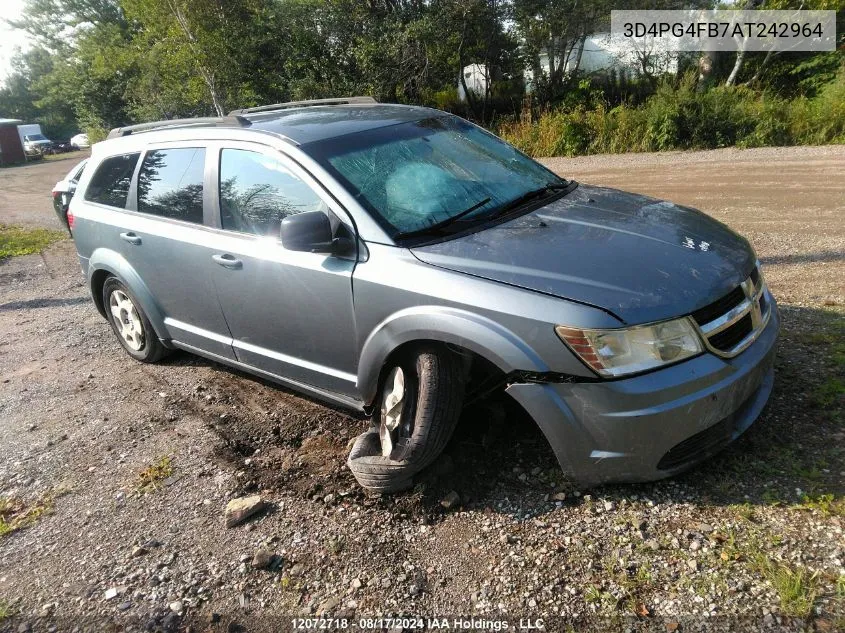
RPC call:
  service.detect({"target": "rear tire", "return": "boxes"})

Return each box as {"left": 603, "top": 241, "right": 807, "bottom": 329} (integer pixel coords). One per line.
{"left": 348, "top": 345, "right": 465, "bottom": 493}
{"left": 102, "top": 277, "right": 169, "bottom": 363}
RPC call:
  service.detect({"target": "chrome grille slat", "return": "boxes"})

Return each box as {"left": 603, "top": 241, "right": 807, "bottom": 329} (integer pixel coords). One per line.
{"left": 692, "top": 265, "right": 770, "bottom": 359}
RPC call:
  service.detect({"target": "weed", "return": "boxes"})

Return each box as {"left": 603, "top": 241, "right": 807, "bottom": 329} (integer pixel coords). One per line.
{"left": 732, "top": 502, "right": 756, "bottom": 522}
{"left": 0, "top": 496, "right": 52, "bottom": 538}
{"left": 796, "top": 493, "right": 845, "bottom": 517}
{"left": 585, "top": 585, "right": 617, "bottom": 609}
{"left": 756, "top": 557, "right": 819, "bottom": 618}
{"left": 326, "top": 536, "right": 345, "bottom": 555}
{"left": 813, "top": 377, "right": 845, "bottom": 408}
{"left": 137, "top": 456, "right": 173, "bottom": 492}
{"left": 0, "top": 224, "right": 66, "bottom": 260}
{"left": 0, "top": 599, "right": 13, "bottom": 620}
{"left": 584, "top": 585, "right": 602, "bottom": 604}
{"left": 761, "top": 489, "right": 784, "bottom": 506}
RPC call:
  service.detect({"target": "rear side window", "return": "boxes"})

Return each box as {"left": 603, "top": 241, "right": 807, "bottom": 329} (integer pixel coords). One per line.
{"left": 137, "top": 148, "right": 205, "bottom": 224}
{"left": 218, "top": 148, "right": 327, "bottom": 236}
{"left": 84, "top": 153, "right": 140, "bottom": 208}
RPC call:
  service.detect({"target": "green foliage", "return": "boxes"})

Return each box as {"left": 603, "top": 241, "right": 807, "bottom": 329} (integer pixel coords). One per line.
{"left": 755, "top": 558, "right": 820, "bottom": 618}
{"left": 1, "top": 0, "right": 842, "bottom": 145}
{"left": 137, "top": 456, "right": 173, "bottom": 492}
{"left": 0, "top": 599, "right": 14, "bottom": 620}
{"left": 0, "top": 495, "right": 52, "bottom": 538}
{"left": 0, "top": 225, "right": 66, "bottom": 260}
{"left": 500, "top": 69, "right": 845, "bottom": 157}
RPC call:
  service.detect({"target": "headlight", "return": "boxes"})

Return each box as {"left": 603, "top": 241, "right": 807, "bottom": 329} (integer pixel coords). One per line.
{"left": 555, "top": 317, "right": 704, "bottom": 378}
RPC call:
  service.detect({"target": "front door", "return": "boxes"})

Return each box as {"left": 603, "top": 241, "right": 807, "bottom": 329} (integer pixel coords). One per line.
{"left": 205, "top": 143, "right": 359, "bottom": 397}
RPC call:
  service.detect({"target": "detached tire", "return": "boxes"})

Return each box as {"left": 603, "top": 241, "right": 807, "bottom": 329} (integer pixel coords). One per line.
{"left": 103, "top": 277, "right": 169, "bottom": 363}
{"left": 348, "top": 345, "right": 465, "bottom": 493}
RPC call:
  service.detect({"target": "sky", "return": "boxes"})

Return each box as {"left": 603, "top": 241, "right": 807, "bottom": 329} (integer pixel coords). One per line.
{"left": 0, "top": 0, "right": 29, "bottom": 85}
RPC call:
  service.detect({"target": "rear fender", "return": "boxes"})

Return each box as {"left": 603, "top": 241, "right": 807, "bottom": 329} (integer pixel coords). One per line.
{"left": 87, "top": 248, "right": 168, "bottom": 340}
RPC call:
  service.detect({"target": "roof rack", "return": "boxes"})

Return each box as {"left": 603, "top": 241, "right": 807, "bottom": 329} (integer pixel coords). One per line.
{"left": 106, "top": 115, "right": 251, "bottom": 140}
{"left": 228, "top": 96, "right": 377, "bottom": 116}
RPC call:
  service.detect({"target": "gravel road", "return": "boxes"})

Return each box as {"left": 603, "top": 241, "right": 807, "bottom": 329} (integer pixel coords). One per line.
{"left": 0, "top": 146, "right": 843, "bottom": 632}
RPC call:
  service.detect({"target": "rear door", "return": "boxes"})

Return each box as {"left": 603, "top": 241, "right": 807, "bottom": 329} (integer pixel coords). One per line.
{"left": 97, "top": 143, "right": 236, "bottom": 359}
{"left": 204, "top": 141, "right": 359, "bottom": 397}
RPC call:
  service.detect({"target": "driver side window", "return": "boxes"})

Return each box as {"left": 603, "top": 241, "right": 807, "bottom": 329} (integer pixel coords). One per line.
{"left": 219, "top": 149, "right": 327, "bottom": 236}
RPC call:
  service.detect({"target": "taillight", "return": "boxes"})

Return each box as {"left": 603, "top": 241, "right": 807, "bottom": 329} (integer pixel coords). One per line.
{"left": 67, "top": 209, "right": 75, "bottom": 229}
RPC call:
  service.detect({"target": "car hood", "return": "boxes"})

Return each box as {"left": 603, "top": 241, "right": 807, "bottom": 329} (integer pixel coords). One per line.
{"left": 410, "top": 184, "right": 756, "bottom": 325}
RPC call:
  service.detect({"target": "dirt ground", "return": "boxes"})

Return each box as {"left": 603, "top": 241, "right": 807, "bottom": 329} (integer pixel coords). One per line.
{"left": 0, "top": 145, "right": 843, "bottom": 632}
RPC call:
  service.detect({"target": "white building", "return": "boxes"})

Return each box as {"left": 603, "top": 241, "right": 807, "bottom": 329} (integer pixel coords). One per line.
{"left": 458, "top": 32, "right": 679, "bottom": 99}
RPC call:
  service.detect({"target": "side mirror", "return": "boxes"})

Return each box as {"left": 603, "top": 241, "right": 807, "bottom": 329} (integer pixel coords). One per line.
{"left": 280, "top": 211, "right": 336, "bottom": 253}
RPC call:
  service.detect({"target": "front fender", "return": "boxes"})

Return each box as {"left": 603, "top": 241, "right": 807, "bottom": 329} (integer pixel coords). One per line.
{"left": 87, "top": 248, "right": 168, "bottom": 340}
{"left": 357, "top": 306, "right": 549, "bottom": 404}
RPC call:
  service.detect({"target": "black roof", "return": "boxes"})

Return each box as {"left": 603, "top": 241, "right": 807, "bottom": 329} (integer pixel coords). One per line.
{"left": 247, "top": 103, "right": 439, "bottom": 145}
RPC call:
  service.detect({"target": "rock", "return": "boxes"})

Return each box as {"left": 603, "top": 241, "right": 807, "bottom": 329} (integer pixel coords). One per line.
{"left": 252, "top": 548, "right": 273, "bottom": 570}
{"left": 697, "top": 522, "right": 714, "bottom": 533}
{"left": 131, "top": 545, "right": 148, "bottom": 557}
{"left": 117, "top": 601, "right": 132, "bottom": 611}
{"left": 17, "top": 623, "right": 31, "bottom": 633}
{"left": 690, "top": 540, "right": 701, "bottom": 552}
{"left": 169, "top": 600, "right": 184, "bottom": 614}
{"left": 351, "top": 578, "right": 363, "bottom": 590}
{"left": 409, "top": 584, "right": 420, "bottom": 596}
{"left": 645, "top": 539, "right": 660, "bottom": 551}
{"left": 666, "top": 622, "right": 679, "bottom": 632}
{"left": 687, "top": 559, "right": 698, "bottom": 572}
{"left": 318, "top": 596, "right": 340, "bottom": 614}
{"left": 440, "top": 490, "right": 460, "bottom": 510}
{"left": 552, "top": 492, "right": 567, "bottom": 502}
{"left": 104, "top": 586, "right": 126, "bottom": 600}
{"left": 323, "top": 493, "right": 335, "bottom": 504}
{"left": 604, "top": 500, "right": 616, "bottom": 512}
{"left": 224, "top": 495, "right": 268, "bottom": 528}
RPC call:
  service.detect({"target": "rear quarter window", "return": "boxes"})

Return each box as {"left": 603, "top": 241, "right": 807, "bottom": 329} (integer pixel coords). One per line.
{"left": 84, "top": 153, "right": 140, "bottom": 208}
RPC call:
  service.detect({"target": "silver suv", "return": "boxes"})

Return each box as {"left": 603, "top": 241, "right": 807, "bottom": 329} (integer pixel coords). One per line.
{"left": 70, "top": 97, "right": 779, "bottom": 493}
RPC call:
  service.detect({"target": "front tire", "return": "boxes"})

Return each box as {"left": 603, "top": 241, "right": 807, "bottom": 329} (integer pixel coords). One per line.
{"left": 103, "top": 277, "right": 169, "bottom": 363}
{"left": 348, "top": 345, "right": 465, "bottom": 493}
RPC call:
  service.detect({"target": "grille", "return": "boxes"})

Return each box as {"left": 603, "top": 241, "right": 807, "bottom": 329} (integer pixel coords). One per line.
{"left": 709, "top": 314, "right": 753, "bottom": 351}
{"left": 692, "top": 285, "right": 745, "bottom": 326}
{"left": 692, "top": 266, "right": 770, "bottom": 358}
{"left": 657, "top": 416, "right": 734, "bottom": 471}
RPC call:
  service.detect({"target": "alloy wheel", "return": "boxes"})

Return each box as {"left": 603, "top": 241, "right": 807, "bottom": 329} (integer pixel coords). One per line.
{"left": 109, "top": 289, "right": 145, "bottom": 351}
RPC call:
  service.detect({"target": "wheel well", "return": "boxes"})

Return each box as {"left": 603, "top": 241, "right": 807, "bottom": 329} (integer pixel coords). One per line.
{"left": 90, "top": 269, "right": 113, "bottom": 318}
{"left": 369, "top": 340, "right": 506, "bottom": 410}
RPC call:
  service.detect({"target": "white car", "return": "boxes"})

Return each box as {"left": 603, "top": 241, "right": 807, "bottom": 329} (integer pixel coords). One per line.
{"left": 70, "top": 133, "right": 90, "bottom": 149}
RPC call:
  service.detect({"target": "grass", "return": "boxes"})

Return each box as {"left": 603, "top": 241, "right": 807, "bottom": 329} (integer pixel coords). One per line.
{"left": 0, "top": 496, "right": 52, "bottom": 538}
{"left": 756, "top": 557, "right": 820, "bottom": 618}
{"left": 0, "top": 224, "right": 66, "bottom": 260}
{"left": 813, "top": 377, "right": 845, "bottom": 408}
{"left": 795, "top": 493, "right": 845, "bottom": 517}
{"left": 43, "top": 150, "right": 89, "bottom": 163}
{"left": 0, "top": 599, "right": 13, "bottom": 620}
{"left": 136, "top": 456, "right": 173, "bottom": 492}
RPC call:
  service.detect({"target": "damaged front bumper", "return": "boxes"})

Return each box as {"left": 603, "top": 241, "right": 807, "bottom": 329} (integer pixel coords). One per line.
{"left": 506, "top": 300, "right": 780, "bottom": 486}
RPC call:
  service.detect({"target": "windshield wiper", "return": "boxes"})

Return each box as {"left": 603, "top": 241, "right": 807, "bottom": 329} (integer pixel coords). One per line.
{"left": 488, "top": 182, "right": 570, "bottom": 221}
{"left": 394, "top": 197, "right": 492, "bottom": 240}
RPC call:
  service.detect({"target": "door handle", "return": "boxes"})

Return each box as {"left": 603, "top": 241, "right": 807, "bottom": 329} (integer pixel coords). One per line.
{"left": 120, "top": 232, "right": 142, "bottom": 245}
{"left": 212, "top": 253, "right": 243, "bottom": 269}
